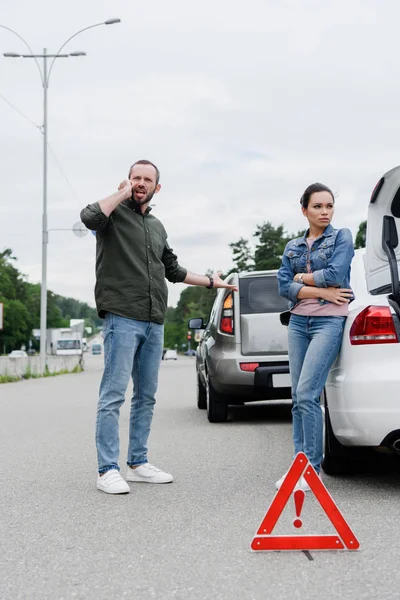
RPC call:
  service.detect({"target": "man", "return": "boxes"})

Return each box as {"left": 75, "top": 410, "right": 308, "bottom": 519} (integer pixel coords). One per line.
{"left": 81, "top": 160, "right": 237, "bottom": 494}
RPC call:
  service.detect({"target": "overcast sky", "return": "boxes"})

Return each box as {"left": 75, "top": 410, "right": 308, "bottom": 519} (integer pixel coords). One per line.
{"left": 1, "top": 0, "right": 400, "bottom": 309}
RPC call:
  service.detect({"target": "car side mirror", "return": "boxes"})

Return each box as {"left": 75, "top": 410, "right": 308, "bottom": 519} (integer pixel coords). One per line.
{"left": 188, "top": 317, "right": 205, "bottom": 329}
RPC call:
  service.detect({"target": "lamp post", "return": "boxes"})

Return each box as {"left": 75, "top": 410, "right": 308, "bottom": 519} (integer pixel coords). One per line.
{"left": 2, "top": 19, "right": 120, "bottom": 364}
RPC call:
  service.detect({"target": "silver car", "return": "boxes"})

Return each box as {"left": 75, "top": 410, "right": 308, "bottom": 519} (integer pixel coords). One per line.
{"left": 189, "top": 270, "right": 291, "bottom": 422}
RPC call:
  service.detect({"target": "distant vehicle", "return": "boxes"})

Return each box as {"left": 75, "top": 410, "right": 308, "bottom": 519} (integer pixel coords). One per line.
{"left": 56, "top": 339, "right": 82, "bottom": 356}
{"left": 164, "top": 349, "right": 178, "bottom": 361}
{"left": 184, "top": 349, "right": 196, "bottom": 356}
{"left": 8, "top": 350, "right": 28, "bottom": 358}
{"left": 189, "top": 270, "right": 291, "bottom": 422}
{"left": 92, "top": 343, "right": 102, "bottom": 355}
{"left": 47, "top": 328, "right": 82, "bottom": 356}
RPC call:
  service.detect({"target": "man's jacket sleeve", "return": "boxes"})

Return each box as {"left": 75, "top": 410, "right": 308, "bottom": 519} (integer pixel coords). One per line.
{"left": 162, "top": 241, "right": 187, "bottom": 283}
{"left": 80, "top": 202, "right": 110, "bottom": 232}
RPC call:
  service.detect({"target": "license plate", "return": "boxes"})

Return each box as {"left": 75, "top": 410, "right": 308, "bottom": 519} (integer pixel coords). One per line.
{"left": 272, "top": 373, "right": 291, "bottom": 387}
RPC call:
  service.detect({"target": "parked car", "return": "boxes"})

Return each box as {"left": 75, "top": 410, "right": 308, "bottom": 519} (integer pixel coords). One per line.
{"left": 164, "top": 349, "right": 178, "bottom": 361}
{"left": 91, "top": 343, "right": 102, "bottom": 355}
{"left": 8, "top": 350, "right": 28, "bottom": 358}
{"left": 323, "top": 165, "right": 400, "bottom": 474}
{"left": 189, "top": 270, "right": 291, "bottom": 422}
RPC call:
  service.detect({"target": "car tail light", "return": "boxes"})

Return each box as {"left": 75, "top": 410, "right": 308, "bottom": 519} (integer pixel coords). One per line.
{"left": 350, "top": 306, "right": 398, "bottom": 345}
{"left": 220, "top": 293, "right": 234, "bottom": 334}
{"left": 240, "top": 363, "right": 259, "bottom": 372}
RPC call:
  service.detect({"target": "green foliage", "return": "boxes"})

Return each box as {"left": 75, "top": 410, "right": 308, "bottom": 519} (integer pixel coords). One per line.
{"left": 228, "top": 237, "right": 254, "bottom": 272}
{"left": 253, "top": 223, "right": 290, "bottom": 270}
{"left": 164, "top": 283, "right": 217, "bottom": 351}
{"left": 0, "top": 248, "right": 101, "bottom": 353}
{"left": 0, "top": 374, "right": 20, "bottom": 383}
{"left": 0, "top": 362, "right": 84, "bottom": 384}
{"left": 355, "top": 220, "right": 367, "bottom": 249}
{"left": 229, "top": 221, "right": 296, "bottom": 273}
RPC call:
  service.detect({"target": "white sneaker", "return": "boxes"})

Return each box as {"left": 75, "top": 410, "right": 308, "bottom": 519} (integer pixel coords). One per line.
{"left": 275, "top": 472, "right": 289, "bottom": 490}
{"left": 297, "top": 474, "right": 322, "bottom": 492}
{"left": 126, "top": 463, "right": 173, "bottom": 484}
{"left": 97, "top": 469, "right": 130, "bottom": 494}
{"left": 275, "top": 473, "right": 321, "bottom": 492}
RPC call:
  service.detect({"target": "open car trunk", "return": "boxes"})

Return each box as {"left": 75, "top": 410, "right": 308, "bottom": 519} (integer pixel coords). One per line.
{"left": 365, "top": 165, "right": 400, "bottom": 315}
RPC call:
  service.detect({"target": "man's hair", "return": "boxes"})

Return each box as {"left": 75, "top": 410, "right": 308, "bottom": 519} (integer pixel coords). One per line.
{"left": 128, "top": 160, "right": 160, "bottom": 185}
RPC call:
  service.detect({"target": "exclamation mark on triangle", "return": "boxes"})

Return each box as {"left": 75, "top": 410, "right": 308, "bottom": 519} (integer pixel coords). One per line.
{"left": 293, "top": 489, "right": 305, "bottom": 529}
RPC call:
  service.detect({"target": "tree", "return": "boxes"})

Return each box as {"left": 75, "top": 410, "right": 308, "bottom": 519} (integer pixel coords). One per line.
{"left": 0, "top": 298, "right": 32, "bottom": 354}
{"left": 0, "top": 248, "right": 102, "bottom": 353}
{"left": 164, "top": 278, "right": 218, "bottom": 351}
{"left": 229, "top": 222, "right": 291, "bottom": 273}
{"left": 355, "top": 220, "right": 367, "bottom": 249}
{"left": 229, "top": 237, "right": 254, "bottom": 272}
{"left": 253, "top": 222, "right": 290, "bottom": 270}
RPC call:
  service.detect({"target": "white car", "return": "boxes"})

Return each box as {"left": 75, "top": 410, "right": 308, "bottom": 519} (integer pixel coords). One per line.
{"left": 164, "top": 349, "right": 178, "bottom": 361}
{"left": 323, "top": 166, "right": 400, "bottom": 474}
{"left": 8, "top": 350, "right": 28, "bottom": 358}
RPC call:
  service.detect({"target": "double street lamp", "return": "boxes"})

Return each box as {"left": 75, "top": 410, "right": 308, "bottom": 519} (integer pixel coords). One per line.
{"left": 2, "top": 19, "right": 120, "bottom": 362}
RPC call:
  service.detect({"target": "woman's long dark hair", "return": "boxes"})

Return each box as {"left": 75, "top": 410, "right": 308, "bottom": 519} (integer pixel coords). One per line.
{"left": 300, "top": 183, "right": 335, "bottom": 208}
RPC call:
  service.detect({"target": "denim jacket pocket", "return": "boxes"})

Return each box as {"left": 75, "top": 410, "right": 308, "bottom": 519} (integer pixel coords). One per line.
{"left": 318, "top": 238, "right": 335, "bottom": 261}
{"left": 285, "top": 248, "right": 303, "bottom": 272}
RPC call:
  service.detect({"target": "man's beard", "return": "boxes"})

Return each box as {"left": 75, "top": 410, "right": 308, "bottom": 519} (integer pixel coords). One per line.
{"left": 132, "top": 188, "right": 156, "bottom": 206}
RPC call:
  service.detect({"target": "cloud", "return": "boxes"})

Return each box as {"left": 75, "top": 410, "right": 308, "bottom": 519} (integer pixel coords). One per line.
{"left": 1, "top": 0, "right": 400, "bottom": 311}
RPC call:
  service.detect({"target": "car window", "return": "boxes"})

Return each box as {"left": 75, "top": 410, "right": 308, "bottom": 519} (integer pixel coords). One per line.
{"left": 239, "top": 276, "right": 288, "bottom": 314}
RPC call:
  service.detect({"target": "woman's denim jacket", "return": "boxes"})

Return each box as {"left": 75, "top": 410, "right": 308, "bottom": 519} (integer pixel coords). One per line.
{"left": 277, "top": 224, "right": 355, "bottom": 310}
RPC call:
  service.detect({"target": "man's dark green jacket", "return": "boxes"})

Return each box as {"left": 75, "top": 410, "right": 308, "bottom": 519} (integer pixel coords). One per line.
{"left": 80, "top": 200, "right": 187, "bottom": 324}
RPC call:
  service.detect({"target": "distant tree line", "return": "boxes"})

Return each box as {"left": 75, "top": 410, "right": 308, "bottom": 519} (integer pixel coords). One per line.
{"left": 0, "top": 248, "right": 101, "bottom": 354}
{"left": 165, "top": 219, "right": 367, "bottom": 349}
{"left": 1, "top": 220, "right": 366, "bottom": 353}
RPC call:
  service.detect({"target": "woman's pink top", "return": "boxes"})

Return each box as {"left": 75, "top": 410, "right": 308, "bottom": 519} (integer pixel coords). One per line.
{"left": 290, "top": 238, "right": 349, "bottom": 317}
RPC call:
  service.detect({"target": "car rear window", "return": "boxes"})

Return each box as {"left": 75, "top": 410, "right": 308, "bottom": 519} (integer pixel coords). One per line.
{"left": 239, "top": 276, "right": 288, "bottom": 314}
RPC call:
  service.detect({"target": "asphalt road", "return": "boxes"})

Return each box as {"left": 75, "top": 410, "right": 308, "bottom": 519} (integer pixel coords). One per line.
{"left": 0, "top": 354, "right": 399, "bottom": 600}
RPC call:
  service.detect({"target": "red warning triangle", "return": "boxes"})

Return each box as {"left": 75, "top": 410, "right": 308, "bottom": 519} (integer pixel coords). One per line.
{"left": 251, "top": 452, "right": 359, "bottom": 551}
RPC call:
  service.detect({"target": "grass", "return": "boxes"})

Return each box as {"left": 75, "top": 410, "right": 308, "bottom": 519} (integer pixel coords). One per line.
{"left": 0, "top": 374, "right": 21, "bottom": 384}
{"left": 0, "top": 363, "right": 84, "bottom": 384}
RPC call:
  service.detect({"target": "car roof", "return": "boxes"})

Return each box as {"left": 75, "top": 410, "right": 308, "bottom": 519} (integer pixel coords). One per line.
{"left": 238, "top": 270, "right": 279, "bottom": 278}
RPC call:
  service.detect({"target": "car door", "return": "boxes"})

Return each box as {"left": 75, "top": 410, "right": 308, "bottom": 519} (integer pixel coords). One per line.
{"left": 365, "top": 165, "right": 400, "bottom": 299}
{"left": 196, "top": 292, "right": 221, "bottom": 385}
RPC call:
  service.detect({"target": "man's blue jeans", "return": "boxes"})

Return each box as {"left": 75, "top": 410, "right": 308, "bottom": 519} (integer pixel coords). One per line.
{"left": 288, "top": 314, "right": 346, "bottom": 473}
{"left": 96, "top": 313, "right": 164, "bottom": 475}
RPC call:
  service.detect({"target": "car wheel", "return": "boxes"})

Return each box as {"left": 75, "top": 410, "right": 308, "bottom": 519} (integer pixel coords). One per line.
{"left": 322, "top": 391, "right": 364, "bottom": 475}
{"left": 206, "top": 375, "right": 228, "bottom": 423}
{"left": 197, "top": 374, "right": 207, "bottom": 410}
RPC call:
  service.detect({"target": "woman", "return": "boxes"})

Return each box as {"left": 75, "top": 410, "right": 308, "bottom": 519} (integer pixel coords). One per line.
{"left": 277, "top": 183, "right": 354, "bottom": 490}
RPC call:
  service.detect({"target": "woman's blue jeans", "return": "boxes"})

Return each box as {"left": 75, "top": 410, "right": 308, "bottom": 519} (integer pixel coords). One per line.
{"left": 288, "top": 314, "right": 346, "bottom": 473}
{"left": 96, "top": 313, "right": 164, "bottom": 475}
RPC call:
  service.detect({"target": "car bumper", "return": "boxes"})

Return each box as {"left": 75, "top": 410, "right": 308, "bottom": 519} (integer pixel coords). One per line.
{"left": 326, "top": 345, "right": 400, "bottom": 447}
{"left": 209, "top": 351, "right": 291, "bottom": 400}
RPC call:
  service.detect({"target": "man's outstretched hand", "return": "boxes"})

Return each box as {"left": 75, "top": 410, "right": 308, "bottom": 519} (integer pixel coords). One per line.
{"left": 212, "top": 271, "right": 238, "bottom": 292}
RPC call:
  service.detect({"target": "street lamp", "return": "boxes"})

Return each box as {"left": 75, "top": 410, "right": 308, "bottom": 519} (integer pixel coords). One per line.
{"left": 2, "top": 19, "right": 120, "bottom": 365}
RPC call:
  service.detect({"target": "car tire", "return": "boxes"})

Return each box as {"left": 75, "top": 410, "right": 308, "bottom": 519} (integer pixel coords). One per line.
{"left": 197, "top": 374, "right": 207, "bottom": 410}
{"left": 206, "top": 375, "right": 228, "bottom": 423}
{"left": 322, "top": 391, "right": 364, "bottom": 475}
